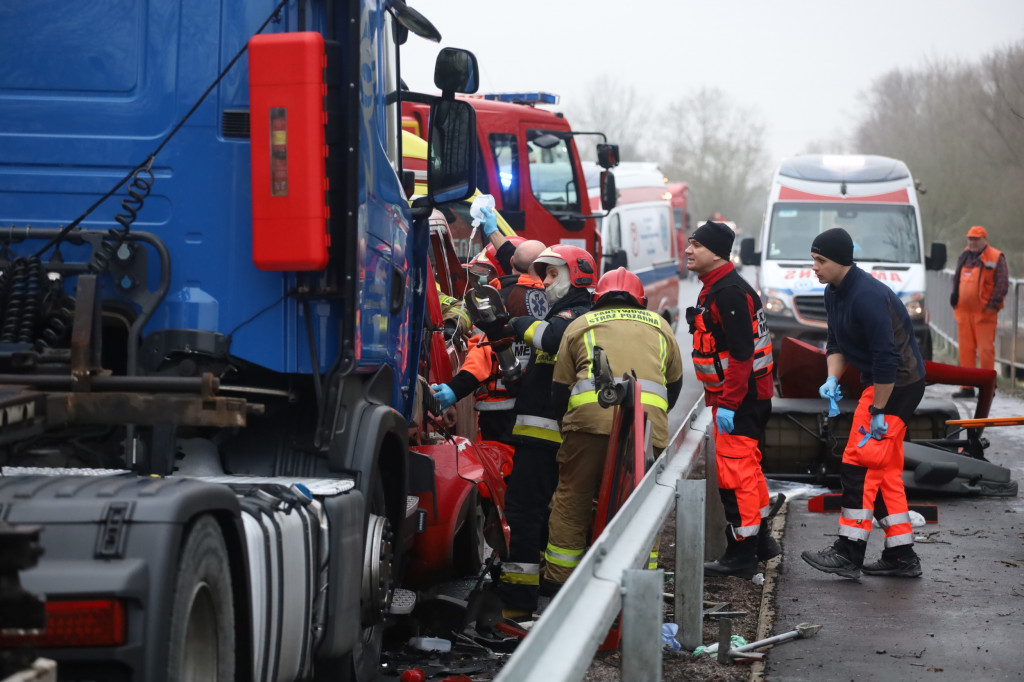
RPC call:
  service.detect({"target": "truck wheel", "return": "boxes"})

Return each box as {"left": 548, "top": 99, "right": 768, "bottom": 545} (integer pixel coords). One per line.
{"left": 453, "top": 489, "right": 488, "bottom": 576}
{"left": 167, "top": 515, "right": 235, "bottom": 682}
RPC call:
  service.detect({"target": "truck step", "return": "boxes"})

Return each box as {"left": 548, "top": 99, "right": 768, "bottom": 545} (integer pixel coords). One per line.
{"left": 390, "top": 588, "right": 416, "bottom": 615}
{"left": 194, "top": 475, "right": 355, "bottom": 496}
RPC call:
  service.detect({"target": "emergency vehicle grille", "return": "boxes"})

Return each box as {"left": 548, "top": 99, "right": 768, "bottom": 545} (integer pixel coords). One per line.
{"left": 793, "top": 295, "right": 827, "bottom": 322}
{"left": 222, "top": 110, "right": 250, "bottom": 139}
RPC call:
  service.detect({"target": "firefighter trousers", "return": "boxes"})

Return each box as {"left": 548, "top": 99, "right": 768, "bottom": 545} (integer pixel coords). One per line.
{"left": 713, "top": 401, "right": 772, "bottom": 540}
{"left": 494, "top": 442, "right": 559, "bottom": 610}
{"left": 838, "top": 381, "right": 925, "bottom": 556}
{"left": 543, "top": 431, "right": 662, "bottom": 586}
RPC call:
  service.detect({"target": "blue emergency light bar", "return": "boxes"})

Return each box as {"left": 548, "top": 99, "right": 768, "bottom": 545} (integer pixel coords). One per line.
{"left": 483, "top": 92, "right": 560, "bottom": 105}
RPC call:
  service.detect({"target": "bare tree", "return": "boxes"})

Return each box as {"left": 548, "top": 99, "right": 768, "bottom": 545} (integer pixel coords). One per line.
{"left": 853, "top": 43, "right": 1024, "bottom": 271}
{"left": 566, "top": 74, "right": 655, "bottom": 162}
{"left": 656, "top": 86, "right": 772, "bottom": 236}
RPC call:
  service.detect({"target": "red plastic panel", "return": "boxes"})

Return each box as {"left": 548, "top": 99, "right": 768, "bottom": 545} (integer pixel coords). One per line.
{"left": 249, "top": 32, "right": 329, "bottom": 270}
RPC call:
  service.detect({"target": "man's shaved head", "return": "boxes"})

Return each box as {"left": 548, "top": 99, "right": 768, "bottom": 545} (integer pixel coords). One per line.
{"left": 512, "top": 240, "right": 547, "bottom": 276}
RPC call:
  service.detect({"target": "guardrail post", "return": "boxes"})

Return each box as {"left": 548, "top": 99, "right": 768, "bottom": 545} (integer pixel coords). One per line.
{"left": 622, "top": 569, "right": 664, "bottom": 682}
{"left": 674, "top": 478, "right": 705, "bottom": 650}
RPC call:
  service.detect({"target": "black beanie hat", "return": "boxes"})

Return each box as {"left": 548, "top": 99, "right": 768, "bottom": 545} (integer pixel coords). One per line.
{"left": 811, "top": 228, "right": 854, "bottom": 266}
{"left": 691, "top": 221, "right": 735, "bottom": 261}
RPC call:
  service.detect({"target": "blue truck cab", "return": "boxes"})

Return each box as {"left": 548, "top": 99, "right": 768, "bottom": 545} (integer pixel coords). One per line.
{"left": 0, "top": 1, "right": 481, "bottom": 679}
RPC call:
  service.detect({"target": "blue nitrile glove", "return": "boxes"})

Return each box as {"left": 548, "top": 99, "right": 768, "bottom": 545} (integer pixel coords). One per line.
{"left": 870, "top": 411, "right": 888, "bottom": 439}
{"left": 857, "top": 413, "right": 889, "bottom": 447}
{"left": 818, "top": 377, "right": 843, "bottom": 417}
{"left": 481, "top": 207, "right": 499, "bottom": 237}
{"left": 430, "top": 383, "right": 456, "bottom": 411}
{"left": 716, "top": 407, "right": 735, "bottom": 434}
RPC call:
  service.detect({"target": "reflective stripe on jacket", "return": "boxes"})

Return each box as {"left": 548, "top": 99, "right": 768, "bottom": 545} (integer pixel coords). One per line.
{"left": 553, "top": 305, "right": 684, "bottom": 448}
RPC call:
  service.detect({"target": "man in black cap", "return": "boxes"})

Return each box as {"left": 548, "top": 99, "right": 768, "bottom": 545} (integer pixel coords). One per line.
{"left": 684, "top": 221, "right": 778, "bottom": 577}
{"left": 802, "top": 227, "right": 926, "bottom": 579}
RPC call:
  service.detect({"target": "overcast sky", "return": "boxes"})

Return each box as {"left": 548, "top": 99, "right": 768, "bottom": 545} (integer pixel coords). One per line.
{"left": 401, "top": 1, "right": 1024, "bottom": 164}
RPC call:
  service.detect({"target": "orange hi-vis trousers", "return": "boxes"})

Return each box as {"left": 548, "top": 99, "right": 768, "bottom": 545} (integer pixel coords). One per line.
{"left": 954, "top": 307, "right": 998, "bottom": 387}
{"left": 837, "top": 386, "right": 921, "bottom": 550}
{"left": 713, "top": 403, "right": 771, "bottom": 540}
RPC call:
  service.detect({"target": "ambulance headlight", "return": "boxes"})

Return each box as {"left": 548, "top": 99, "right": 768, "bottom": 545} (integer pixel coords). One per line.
{"left": 763, "top": 288, "right": 791, "bottom": 317}
{"left": 901, "top": 292, "right": 925, "bottom": 319}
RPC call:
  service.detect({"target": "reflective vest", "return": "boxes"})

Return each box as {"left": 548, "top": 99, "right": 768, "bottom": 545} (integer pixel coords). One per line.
{"left": 691, "top": 285, "right": 773, "bottom": 394}
{"left": 956, "top": 244, "right": 1004, "bottom": 313}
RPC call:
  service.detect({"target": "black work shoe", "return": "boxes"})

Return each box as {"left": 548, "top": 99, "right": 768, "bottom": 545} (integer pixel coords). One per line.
{"left": 801, "top": 546, "right": 861, "bottom": 579}
{"left": 862, "top": 554, "right": 922, "bottom": 578}
{"left": 952, "top": 387, "right": 976, "bottom": 399}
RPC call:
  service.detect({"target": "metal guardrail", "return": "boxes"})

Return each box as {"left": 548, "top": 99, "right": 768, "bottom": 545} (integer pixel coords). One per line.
{"left": 927, "top": 269, "right": 1023, "bottom": 385}
{"left": 495, "top": 399, "right": 710, "bottom": 682}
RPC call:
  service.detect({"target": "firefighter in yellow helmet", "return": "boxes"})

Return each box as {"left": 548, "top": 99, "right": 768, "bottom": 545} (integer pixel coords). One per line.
{"left": 542, "top": 267, "right": 683, "bottom": 590}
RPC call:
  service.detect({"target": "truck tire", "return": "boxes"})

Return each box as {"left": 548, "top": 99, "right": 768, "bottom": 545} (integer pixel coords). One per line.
{"left": 453, "top": 489, "right": 488, "bottom": 576}
{"left": 167, "top": 515, "right": 235, "bottom": 682}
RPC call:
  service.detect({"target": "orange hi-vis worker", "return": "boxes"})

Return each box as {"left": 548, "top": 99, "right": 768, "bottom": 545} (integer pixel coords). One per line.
{"left": 685, "top": 220, "right": 777, "bottom": 579}
{"left": 544, "top": 268, "right": 683, "bottom": 587}
{"left": 950, "top": 225, "right": 1008, "bottom": 398}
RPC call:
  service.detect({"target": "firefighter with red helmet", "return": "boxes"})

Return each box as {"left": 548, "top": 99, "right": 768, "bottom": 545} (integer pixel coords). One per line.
{"left": 430, "top": 238, "right": 548, "bottom": 441}
{"left": 489, "top": 244, "right": 597, "bottom": 618}
{"left": 684, "top": 221, "right": 777, "bottom": 578}
{"left": 543, "top": 267, "right": 683, "bottom": 589}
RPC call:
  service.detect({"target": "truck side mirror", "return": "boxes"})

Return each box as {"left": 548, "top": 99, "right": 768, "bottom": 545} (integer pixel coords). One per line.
{"left": 740, "top": 237, "right": 760, "bottom": 266}
{"left": 925, "top": 241, "right": 946, "bottom": 271}
{"left": 600, "top": 171, "right": 617, "bottom": 211}
{"left": 596, "top": 144, "right": 619, "bottom": 170}
{"left": 433, "top": 47, "right": 479, "bottom": 95}
{"left": 427, "top": 98, "right": 478, "bottom": 204}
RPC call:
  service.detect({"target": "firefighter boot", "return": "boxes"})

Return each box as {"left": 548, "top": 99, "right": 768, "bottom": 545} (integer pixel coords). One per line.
{"left": 703, "top": 526, "right": 759, "bottom": 578}
{"left": 862, "top": 547, "right": 922, "bottom": 578}
{"left": 800, "top": 538, "right": 865, "bottom": 579}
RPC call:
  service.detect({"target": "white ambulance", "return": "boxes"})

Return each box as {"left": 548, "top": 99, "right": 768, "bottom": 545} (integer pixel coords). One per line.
{"left": 587, "top": 162, "right": 679, "bottom": 330}
{"left": 739, "top": 154, "right": 947, "bottom": 359}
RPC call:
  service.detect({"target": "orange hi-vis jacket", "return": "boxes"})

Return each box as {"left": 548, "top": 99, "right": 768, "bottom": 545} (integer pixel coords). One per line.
{"left": 689, "top": 264, "right": 773, "bottom": 408}
{"left": 956, "top": 244, "right": 1005, "bottom": 313}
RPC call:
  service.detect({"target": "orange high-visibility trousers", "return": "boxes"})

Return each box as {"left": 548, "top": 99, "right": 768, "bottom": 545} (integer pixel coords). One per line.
{"left": 713, "top": 405, "right": 770, "bottom": 540}
{"left": 837, "top": 388, "right": 914, "bottom": 550}
{"left": 955, "top": 307, "right": 998, "bottom": 386}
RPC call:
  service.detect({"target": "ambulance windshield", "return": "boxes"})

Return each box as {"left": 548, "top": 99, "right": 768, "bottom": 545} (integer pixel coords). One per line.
{"left": 767, "top": 203, "right": 920, "bottom": 263}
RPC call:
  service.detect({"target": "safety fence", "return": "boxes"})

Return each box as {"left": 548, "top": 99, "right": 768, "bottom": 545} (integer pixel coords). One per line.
{"left": 927, "top": 269, "right": 1024, "bottom": 387}
{"left": 494, "top": 399, "right": 710, "bottom": 682}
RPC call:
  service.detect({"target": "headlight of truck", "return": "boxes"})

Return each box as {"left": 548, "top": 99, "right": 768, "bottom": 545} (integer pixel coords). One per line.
{"left": 901, "top": 292, "right": 925, "bottom": 319}
{"left": 763, "top": 288, "right": 792, "bottom": 317}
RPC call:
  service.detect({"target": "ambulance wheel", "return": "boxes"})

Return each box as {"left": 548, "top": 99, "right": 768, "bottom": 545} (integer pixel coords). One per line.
{"left": 167, "top": 515, "right": 235, "bottom": 682}
{"left": 453, "top": 489, "right": 488, "bottom": 575}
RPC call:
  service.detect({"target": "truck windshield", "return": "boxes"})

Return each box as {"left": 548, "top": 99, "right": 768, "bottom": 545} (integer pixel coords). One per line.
{"left": 527, "top": 129, "right": 579, "bottom": 213}
{"left": 767, "top": 203, "right": 920, "bottom": 263}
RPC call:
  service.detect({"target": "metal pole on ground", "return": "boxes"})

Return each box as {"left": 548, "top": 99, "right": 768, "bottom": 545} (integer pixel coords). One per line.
{"left": 674, "top": 478, "right": 705, "bottom": 650}
{"left": 622, "top": 569, "right": 664, "bottom": 682}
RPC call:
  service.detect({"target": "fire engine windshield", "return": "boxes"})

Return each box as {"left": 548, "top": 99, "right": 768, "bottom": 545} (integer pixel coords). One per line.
{"left": 767, "top": 203, "right": 920, "bottom": 263}
{"left": 526, "top": 129, "right": 579, "bottom": 213}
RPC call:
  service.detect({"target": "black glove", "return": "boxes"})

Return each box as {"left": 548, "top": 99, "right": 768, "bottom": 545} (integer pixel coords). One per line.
{"left": 684, "top": 306, "right": 700, "bottom": 334}
{"left": 475, "top": 317, "right": 506, "bottom": 339}
{"left": 443, "top": 319, "right": 458, "bottom": 341}
{"left": 510, "top": 316, "right": 536, "bottom": 340}
{"left": 949, "top": 292, "right": 958, "bottom": 307}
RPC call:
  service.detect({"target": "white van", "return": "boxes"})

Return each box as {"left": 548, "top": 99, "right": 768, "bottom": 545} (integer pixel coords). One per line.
{"left": 587, "top": 162, "right": 679, "bottom": 330}
{"left": 739, "top": 154, "right": 947, "bottom": 359}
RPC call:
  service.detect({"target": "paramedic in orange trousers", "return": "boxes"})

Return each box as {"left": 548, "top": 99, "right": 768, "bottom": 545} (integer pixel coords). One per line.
{"left": 949, "top": 225, "right": 1008, "bottom": 399}
{"left": 684, "top": 221, "right": 779, "bottom": 578}
{"left": 802, "top": 227, "right": 925, "bottom": 578}
{"left": 491, "top": 244, "right": 597, "bottom": 618}
{"left": 543, "top": 267, "right": 683, "bottom": 587}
